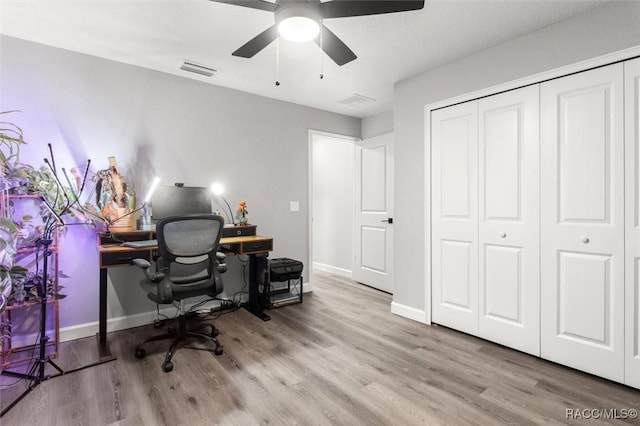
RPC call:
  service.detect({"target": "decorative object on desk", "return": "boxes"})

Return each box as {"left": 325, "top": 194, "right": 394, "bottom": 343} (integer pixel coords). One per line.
{"left": 237, "top": 200, "right": 248, "bottom": 225}
{"left": 94, "top": 156, "right": 136, "bottom": 230}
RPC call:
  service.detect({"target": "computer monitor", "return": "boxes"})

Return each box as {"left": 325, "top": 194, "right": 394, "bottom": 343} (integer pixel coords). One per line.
{"left": 151, "top": 185, "right": 212, "bottom": 221}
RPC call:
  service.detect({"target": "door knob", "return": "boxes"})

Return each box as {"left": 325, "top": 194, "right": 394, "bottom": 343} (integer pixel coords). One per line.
{"left": 499, "top": 232, "right": 507, "bottom": 238}
{"left": 580, "top": 236, "right": 590, "bottom": 243}
{"left": 381, "top": 218, "right": 393, "bottom": 224}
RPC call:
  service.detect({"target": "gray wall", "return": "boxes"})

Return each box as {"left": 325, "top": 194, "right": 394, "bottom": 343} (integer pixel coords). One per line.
{"left": 361, "top": 110, "right": 393, "bottom": 139}
{"left": 392, "top": 1, "right": 640, "bottom": 314}
{"left": 0, "top": 35, "right": 360, "bottom": 339}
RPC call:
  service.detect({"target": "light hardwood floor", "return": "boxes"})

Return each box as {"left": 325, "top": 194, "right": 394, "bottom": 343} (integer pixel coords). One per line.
{"left": 2, "top": 272, "right": 639, "bottom": 425}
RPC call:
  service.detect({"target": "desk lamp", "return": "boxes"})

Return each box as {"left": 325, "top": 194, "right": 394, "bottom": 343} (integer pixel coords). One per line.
{"left": 142, "top": 176, "right": 161, "bottom": 226}
{"left": 211, "top": 183, "right": 235, "bottom": 225}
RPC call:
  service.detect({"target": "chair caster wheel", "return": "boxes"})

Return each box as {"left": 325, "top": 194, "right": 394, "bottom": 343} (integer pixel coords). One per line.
{"left": 211, "top": 329, "right": 220, "bottom": 337}
{"left": 153, "top": 319, "right": 163, "bottom": 328}
{"left": 162, "top": 361, "right": 174, "bottom": 372}
{"left": 214, "top": 347, "right": 223, "bottom": 356}
{"left": 135, "top": 347, "right": 146, "bottom": 359}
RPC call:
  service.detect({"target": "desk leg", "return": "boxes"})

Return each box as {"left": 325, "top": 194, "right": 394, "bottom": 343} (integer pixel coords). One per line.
{"left": 97, "top": 268, "right": 115, "bottom": 361}
{"left": 242, "top": 253, "right": 271, "bottom": 321}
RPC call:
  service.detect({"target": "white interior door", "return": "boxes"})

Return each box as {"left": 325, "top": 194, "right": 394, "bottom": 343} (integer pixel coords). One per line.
{"left": 431, "top": 101, "right": 479, "bottom": 335}
{"left": 540, "top": 63, "right": 625, "bottom": 382}
{"left": 354, "top": 133, "right": 394, "bottom": 293}
{"left": 478, "top": 85, "right": 540, "bottom": 356}
{"left": 625, "top": 57, "right": 640, "bottom": 388}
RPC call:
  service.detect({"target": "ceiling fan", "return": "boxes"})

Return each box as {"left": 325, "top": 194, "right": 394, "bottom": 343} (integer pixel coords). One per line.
{"left": 209, "top": 0, "right": 425, "bottom": 66}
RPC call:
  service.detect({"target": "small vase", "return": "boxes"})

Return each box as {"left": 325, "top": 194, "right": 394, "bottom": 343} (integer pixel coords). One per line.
{"left": 239, "top": 215, "right": 248, "bottom": 225}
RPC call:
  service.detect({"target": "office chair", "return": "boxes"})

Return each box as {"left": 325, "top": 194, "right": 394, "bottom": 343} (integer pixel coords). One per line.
{"left": 132, "top": 214, "right": 227, "bottom": 372}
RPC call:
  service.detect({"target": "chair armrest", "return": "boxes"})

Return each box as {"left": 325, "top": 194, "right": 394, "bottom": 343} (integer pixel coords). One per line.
{"left": 132, "top": 258, "right": 166, "bottom": 283}
{"left": 216, "top": 252, "right": 227, "bottom": 274}
{"left": 132, "top": 258, "right": 151, "bottom": 268}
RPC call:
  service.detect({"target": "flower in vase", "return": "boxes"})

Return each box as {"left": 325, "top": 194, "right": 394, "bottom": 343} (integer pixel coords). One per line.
{"left": 236, "top": 200, "right": 248, "bottom": 224}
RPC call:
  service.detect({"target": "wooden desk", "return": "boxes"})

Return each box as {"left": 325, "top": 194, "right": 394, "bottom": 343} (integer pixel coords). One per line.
{"left": 96, "top": 230, "right": 273, "bottom": 360}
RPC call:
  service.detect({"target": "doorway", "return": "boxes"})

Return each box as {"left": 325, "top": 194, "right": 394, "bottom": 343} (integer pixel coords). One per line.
{"left": 309, "top": 131, "right": 357, "bottom": 280}
{"left": 309, "top": 130, "right": 394, "bottom": 294}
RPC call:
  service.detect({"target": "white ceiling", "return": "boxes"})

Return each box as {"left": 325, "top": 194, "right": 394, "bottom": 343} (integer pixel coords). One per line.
{"left": 0, "top": 0, "right": 611, "bottom": 118}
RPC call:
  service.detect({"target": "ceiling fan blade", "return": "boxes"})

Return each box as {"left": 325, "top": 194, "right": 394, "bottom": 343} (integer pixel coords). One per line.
{"left": 320, "top": 0, "right": 424, "bottom": 19}
{"left": 206, "top": 0, "right": 278, "bottom": 12}
{"left": 315, "top": 25, "right": 357, "bottom": 66}
{"left": 233, "top": 25, "right": 278, "bottom": 58}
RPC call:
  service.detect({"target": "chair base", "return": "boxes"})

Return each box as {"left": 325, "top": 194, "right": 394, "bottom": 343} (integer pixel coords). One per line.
{"left": 134, "top": 313, "right": 223, "bottom": 372}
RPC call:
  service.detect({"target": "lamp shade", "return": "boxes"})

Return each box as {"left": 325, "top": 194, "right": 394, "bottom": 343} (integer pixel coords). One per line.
{"left": 144, "top": 176, "right": 161, "bottom": 203}
{"left": 275, "top": 3, "right": 322, "bottom": 43}
{"left": 211, "top": 182, "right": 224, "bottom": 196}
{"left": 278, "top": 16, "right": 319, "bottom": 42}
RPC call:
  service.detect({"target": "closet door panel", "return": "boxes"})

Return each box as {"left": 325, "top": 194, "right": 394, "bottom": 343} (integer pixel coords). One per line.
{"left": 625, "top": 57, "right": 640, "bottom": 388}
{"left": 483, "top": 244, "right": 521, "bottom": 320}
{"left": 478, "top": 85, "right": 540, "bottom": 355}
{"left": 541, "top": 63, "right": 624, "bottom": 382}
{"left": 431, "top": 101, "right": 479, "bottom": 335}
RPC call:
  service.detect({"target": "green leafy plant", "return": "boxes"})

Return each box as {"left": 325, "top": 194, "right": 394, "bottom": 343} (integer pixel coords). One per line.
{"left": 0, "top": 217, "right": 19, "bottom": 312}
{"left": 0, "top": 110, "right": 26, "bottom": 171}
{"left": 0, "top": 111, "right": 25, "bottom": 314}
{"left": 1, "top": 112, "right": 68, "bottom": 308}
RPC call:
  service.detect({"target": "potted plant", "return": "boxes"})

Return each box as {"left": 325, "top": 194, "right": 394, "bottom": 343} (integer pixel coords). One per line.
{"left": 0, "top": 110, "right": 68, "bottom": 290}
{"left": 1, "top": 111, "right": 27, "bottom": 355}
{"left": 1, "top": 111, "right": 27, "bottom": 312}
{"left": 237, "top": 200, "right": 249, "bottom": 225}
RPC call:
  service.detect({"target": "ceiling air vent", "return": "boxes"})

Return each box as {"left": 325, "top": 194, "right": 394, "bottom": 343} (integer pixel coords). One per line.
{"left": 338, "top": 93, "right": 376, "bottom": 107}
{"left": 180, "top": 60, "right": 219, "bottom": 77}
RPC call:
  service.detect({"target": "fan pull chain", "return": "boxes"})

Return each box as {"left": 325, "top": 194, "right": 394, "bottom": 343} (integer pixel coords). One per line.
{"left": 275, "top": 37, "right": 281, "bottom": 86}
{"left": 319, "top": 23, "right": 324, "bottom": 80}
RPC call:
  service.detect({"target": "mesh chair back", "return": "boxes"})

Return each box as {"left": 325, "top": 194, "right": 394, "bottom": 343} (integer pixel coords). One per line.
{"left": 157, "top": 215, "right": 224, "bottom": 260}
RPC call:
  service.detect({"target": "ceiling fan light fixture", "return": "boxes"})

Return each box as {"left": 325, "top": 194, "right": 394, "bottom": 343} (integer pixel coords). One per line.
{"left": 275, "top": 3, "right": 322, "bottom": 43}
{"left": 278, "top": 16, "right": 319, "bottom": 42}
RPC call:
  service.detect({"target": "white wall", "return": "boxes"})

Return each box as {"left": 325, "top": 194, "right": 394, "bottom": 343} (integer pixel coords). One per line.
{"left": 311, "top": 134, "right": 355, "bottom": 276}
{"left": 0, "top": 35, "right": 360, "bottom": 340}
{"left": 392, "top": 1, "right": 640, "bottom": 318}
{"left": 362, "top": 110, "right": 393, "bottom": 139}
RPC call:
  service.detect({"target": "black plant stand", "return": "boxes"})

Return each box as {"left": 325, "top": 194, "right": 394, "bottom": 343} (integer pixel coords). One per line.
{"left": 1, "top": 236, "right": 117, "bottom": 418}
{"left": 0, "top": 147, "right": 116, "bottom": 417}
{"left": 1, "top": 238, "right": 63, "bottom": 415}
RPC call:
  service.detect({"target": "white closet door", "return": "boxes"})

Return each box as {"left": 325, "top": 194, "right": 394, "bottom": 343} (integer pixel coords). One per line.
{"left": 541, "top": 63, "right": 624, "bottom": 382}
{"left": 625, "top": 57, "right": 640, "bottom": 389}
{"left": 431, "top": 101, "right": 478, "bottom": 335}
{"left": 478, "top": 86, "right": 540, "bottom": 356}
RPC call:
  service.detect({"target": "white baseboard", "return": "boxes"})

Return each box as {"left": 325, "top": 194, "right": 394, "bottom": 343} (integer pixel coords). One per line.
{"left": 59, "top": 301, "right": 220, "bottom": 343}
{"left": 58, "top": 285, "right": 315, "bottom": 344}
{"left": 312, "top": 262, "right": 352, "bottom": 278}
{"left": 391, "top": 301, "right": 429, "bottom": 324}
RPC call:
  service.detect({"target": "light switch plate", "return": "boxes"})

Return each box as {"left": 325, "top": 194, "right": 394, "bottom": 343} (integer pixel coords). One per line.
{"left": 290, "top": 201, "right": 300, "bottom": 212}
